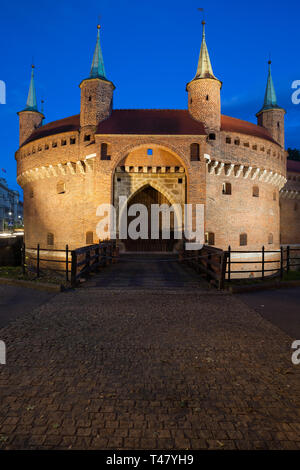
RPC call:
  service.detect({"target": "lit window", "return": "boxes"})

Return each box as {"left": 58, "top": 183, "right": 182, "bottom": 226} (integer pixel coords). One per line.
{"left": 147, "top": 149, "right": 153, "bottom": 156}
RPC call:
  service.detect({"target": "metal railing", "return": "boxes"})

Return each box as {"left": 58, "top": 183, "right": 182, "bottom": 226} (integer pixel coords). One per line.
{"left": 226, "top": 245, "right": 300, "bottom": 282}
{"left": 21, "top": 241, "right": 118, "bottom": 286}
{"left": 22, "top": 243, "right": 70, "bottom": 282}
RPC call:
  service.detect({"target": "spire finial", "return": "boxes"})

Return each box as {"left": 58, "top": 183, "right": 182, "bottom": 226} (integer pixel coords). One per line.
{"left": 25, "top": 63, "right": 38, "bottom": 111}
{"left": 194, "top": 14, "right": 218, "bottom": 81}
{"left": 261, "top": 59, "right": 279, "bottom": 111}
{"left": 90, "top": 23, "right": 106, "bottom": 79}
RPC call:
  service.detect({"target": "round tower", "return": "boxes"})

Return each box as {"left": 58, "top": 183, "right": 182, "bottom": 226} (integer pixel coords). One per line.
{"left": 256, "top": 61, "right": 285, "bottom": 148}
{"left": 186, "top": 21, "right": 222, "bottom": 133}
{"left": 79, "top": 25, "right": 115, "bottom": 134}
{"left": 17, "top": 65, "right": 44, "bottom": 147}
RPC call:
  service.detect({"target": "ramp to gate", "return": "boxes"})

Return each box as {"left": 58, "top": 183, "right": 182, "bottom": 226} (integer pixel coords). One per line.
{"left": 82, "top": 253, "right": 210, "bottom": 290}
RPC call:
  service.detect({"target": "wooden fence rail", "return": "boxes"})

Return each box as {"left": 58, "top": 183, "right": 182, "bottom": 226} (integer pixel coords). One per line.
{"left": 70, "top": 241, "right": 118, "bottom": 287}
{"left": 181, "top": 245, "right": 227, "bottom": 289}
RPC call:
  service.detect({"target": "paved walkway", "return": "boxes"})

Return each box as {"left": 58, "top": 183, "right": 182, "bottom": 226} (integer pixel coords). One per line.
{"left": 0, "top": 280, "right": 299, "bottom": 449}
{"left": 238, "top": 288, "right": 300, "bottom": 339}
{"left": 0, "top": 285, "right": 55, "bottom": 329}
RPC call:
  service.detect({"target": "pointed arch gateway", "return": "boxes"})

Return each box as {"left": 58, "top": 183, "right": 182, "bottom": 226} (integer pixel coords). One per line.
{"left": 113, "top": 144, "right": 187, "bottom": 252}
{"left": 120, "top": 183, "right": 180, "bottom": 252}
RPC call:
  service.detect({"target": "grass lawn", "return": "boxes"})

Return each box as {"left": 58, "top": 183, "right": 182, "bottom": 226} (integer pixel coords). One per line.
{"left": 0, "top": 266, "right": 67, "bottom": 285}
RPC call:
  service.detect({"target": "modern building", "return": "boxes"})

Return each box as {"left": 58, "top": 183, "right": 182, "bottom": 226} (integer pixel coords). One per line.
{"left": 14, "top": 22, "right": 299, "bottom": 265}
{"left": 0, "top": 178, "right": 23, "bottom": 232}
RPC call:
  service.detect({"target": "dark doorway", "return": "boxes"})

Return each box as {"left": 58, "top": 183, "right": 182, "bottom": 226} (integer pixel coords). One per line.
{"left": 121, "top": 185, "right": 178, "bottom": 252}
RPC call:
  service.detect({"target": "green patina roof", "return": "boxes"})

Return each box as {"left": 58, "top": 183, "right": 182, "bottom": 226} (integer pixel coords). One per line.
{"left": 90, "top": 25, "right": 106, "bottom": 79}
{"left": 262, "top": 61, "right": 280, "bottom": 110}
{"left": 25, "top": 65, "right": 38, "bottom": 111}
{"left": 194, "top": 21, "right": 218, "bottom": 81}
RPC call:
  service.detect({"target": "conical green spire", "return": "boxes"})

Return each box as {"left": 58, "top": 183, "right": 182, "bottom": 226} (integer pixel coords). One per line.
{"left": 25, "top": 65, "right": 38, "bottom": 111}
{"left": 195, "top": 21, "right": 217, "bottom": 80}
{"left": 262, "top": 61, "right": 279, "bottom": 110}
{"left": 90, "top": 25, "right": 106, "bottom": 79}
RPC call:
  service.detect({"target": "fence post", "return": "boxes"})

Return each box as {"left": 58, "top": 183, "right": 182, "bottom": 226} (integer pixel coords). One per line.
{"left": 227, "top": 246, "right": 231, "bottom": 282}
{"left": 37, "top": 244, "right": 40, "bottom": 278}
{"left": 280, "top": 246, "right": 284, "bottom": 280}
{"left": 287, "top": 245, "right": 290, "bottom": 274}
{"left": 262, "top": 246, "right": 265, "bottom": 280}
{"left": 219, "top": 251, "right": 227, "bottom": 290}
{"left": 71, "top": 251, "right": 77, "bottom": 287}
{"left": 22, "top": 243, "right": 26, "bottom": 275}
{"left": 85, "top": 249, "right": 91, "bottom": 276}
{"left": 65, "top": 244, "right": 69, "bottom": 282}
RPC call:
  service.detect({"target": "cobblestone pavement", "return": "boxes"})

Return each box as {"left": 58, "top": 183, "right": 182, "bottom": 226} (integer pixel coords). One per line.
{"left": 0, "top": 284, "right": 299, "bottom": 450}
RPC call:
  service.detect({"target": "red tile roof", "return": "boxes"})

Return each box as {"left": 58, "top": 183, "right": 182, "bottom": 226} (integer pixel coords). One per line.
{"left": 22, "top": 109, "right": 277, "bottom": 146}
{"left": 221, "top": 115, "right": 277, "bottom": 144}
{"left": 96, "top": 109, "right": 207, "bottom": 135}
{"left": 22, "top": 114, "right": 80, "bottom": 146}
{"left": 287, "top": 160, "right": 300, "bottom": 173}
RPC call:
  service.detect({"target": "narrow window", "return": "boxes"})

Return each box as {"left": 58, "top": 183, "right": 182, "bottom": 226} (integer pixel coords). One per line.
{"left": 268, "top": 233, "right": 273, "bottom": 245}
{"left": 57, "top": 182, "right": 65, "bottom": 194}
{"left": 101, "top": 143, "right": 110, "bottom": 160}
{"left": 52, "top": 142, "right": 57, "bottom": 148}
{"left": 244, "top": 142, "right": 250, "bottom": 148}
{"left": 206, "top": 95, "right": 209, "bottom": 101}
{"left": 190, "top": 143, "right": 200, "bottom": 161}
{"left": 86, "top": 231, "right": 93, "bottom": 245}
{"left": 88, "top": 96, "right": 92, "bottom": 102}
{"left": 178, "top": 178, "right": 183, "bottom": 184}
{"left": 147, "top": 148, "right": 153, "bottom": 156}
{"left": 240, "top": 233, "right": 247, "bottom": 246}
{"left": 84, "top": 134, "right": 91, "bottom": 142}
{"left": 226, "top": 137, "right": 231, "bottom": 144}
{"left": 222, "top": 182, "right": 232, "bottom": 195}
{"left": 252, "top": 144, "right": 257, "bottom": 151}
{"left": 252, "top": 186, "right": 259, "bottom": 197}
{"left": 61, "top": 139, "right": 67, "bottom": 146}
{"left": 45, "top": 144, "right": 49, "bottom": 150}
{"left": 273, "top": 191, "right": 276, "bottom": 201}
{"left": 209, "top": 133, "right": 216, "bottom": 140}
{"left": 234, "top": 139, "right": 240, "bottom": 146}
{"left": 70, "top": 137, "right": 76, "bottom": 145}
{"left": 205, "top": 232, "right": 215, "bottom": 246}
{"left": 47, "top": 233, "right": 54, "bottom": 246}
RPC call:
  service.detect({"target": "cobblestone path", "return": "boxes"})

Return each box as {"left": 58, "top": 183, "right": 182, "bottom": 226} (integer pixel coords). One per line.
{"left": 0, "top": 272, "right": 299, "bottom": 449}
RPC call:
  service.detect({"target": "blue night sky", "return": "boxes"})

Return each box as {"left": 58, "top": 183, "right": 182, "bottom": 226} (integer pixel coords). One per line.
{"left": 0, "top": 0, "right": 299, "bottom": 196}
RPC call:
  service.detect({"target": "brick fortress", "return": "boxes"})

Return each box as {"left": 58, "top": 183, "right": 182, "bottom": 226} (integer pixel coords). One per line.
{"left": 15, "top": 22, "right": 300, "bottom": 261}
